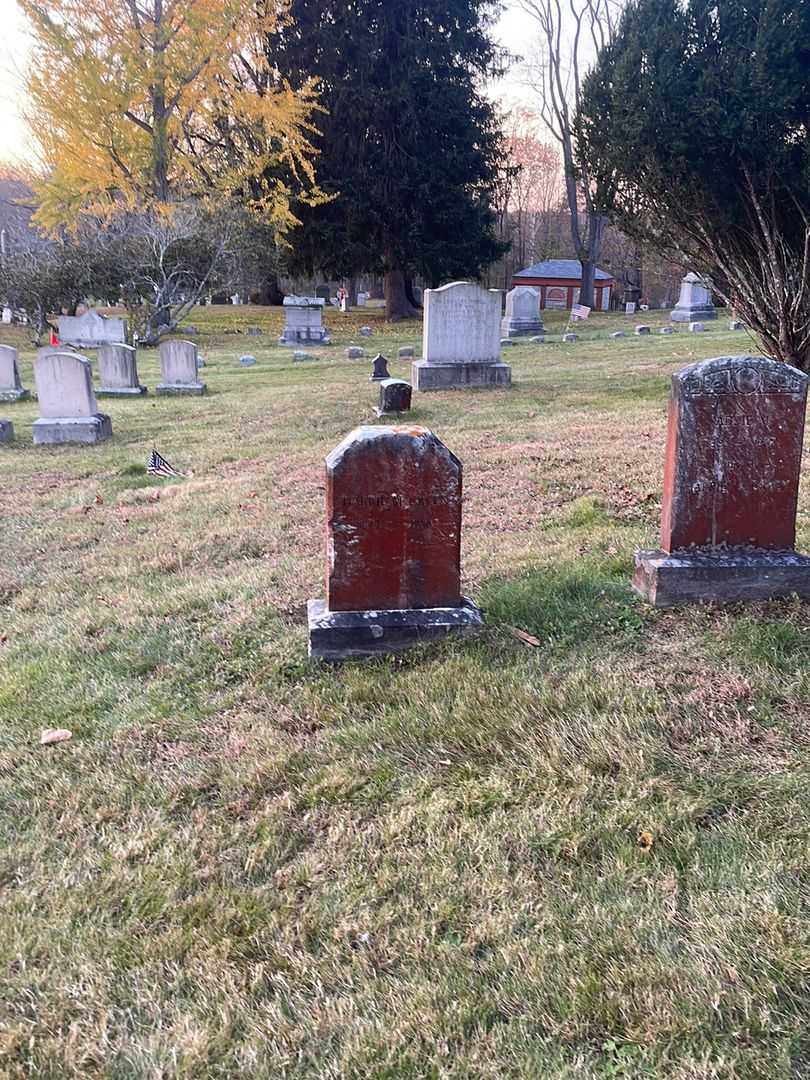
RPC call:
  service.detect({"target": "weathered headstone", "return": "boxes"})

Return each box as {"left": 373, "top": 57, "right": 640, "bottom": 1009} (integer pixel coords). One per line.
{"left": 370, "top": 354, "right": 391, "bottom": 381}
{"left": 398, "top": 346, "right": 415, "bottom": 359}
{"left": 670, "top": 272, "right": 717, "bottom": 322}
{"left": 346, "top": 346, "right": 366, "bottom": 360}
{"left": 239, "top": 355, "right": 257, "bottom": 366}
{"left": 57, "top": 310, "right": 127, "bottom": 347}
{"left": 278, "top": 296, "right": 330, "bottom": 345}
{"left": 635, "top": 324, "right": 651, "bottom": 335}
{"left": 633, "top": 356, "right": 810, "bottom": 605}
{"left": 610, "top": 331, "right": 626, "bottom": 339}
{"left": 0, "top": 345, "right": 29, "bottom": 402}
{"left": 307, "top": 426, "right": 482, "bottom": 658}
{"left": 413, "top": 281, "right": 510, "bottom": 391}
{"left": 315, "top": 285, "right": 331, "bottom": 301}
{"left": 0, "top": 419, "right": 13, "bottom": 443}
{"left": 729, "top": 320, "right": 744, "bottom": 331}
{"left": 359, "top": 326, "right": 373, "bottom": 337}
{"left": 625, "top": 302, "right": 637, "bottom": 315}
{"left": 562, "top": 333, "right": 577, "bottom": 343}
{"left": 501, "top": 286, "right": 544, "bottom": 338}
{"left": 374, "top": 379, "right": 412, "bottom": 416}
{"left": 530, "top": 335, "right": 545, "bottom": 344}
{"left": 659, "top": 326, "right": 674, "bottom": 335}
{"left": 293, "top": 351, "right": 315, "bottom": 362}
{"left": 689, "top": 322, "right": 705, "bottom": 333}
{"left": 156, "top": 340, "right": 206, "bottom": 395}
{"left": 32, "top": 351, "right": 112, "bottom": 445}
{"left": 97, "top": 344, "right": 146, "bottom": 396}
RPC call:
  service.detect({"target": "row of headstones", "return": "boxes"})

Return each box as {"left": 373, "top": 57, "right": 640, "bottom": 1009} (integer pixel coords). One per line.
{"left": 309, "top": 353, "right": 810, "bottom": 659}
{"left": 0, "top": 341, "right": 206, "bottom": 445}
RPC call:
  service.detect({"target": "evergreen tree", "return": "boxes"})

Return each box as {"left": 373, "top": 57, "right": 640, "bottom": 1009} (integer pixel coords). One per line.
{"left": 577, "top": 0, "right": 810, "bottom": 369}
{"left": 270, "top": 0, "right": 510, "bottom": 319}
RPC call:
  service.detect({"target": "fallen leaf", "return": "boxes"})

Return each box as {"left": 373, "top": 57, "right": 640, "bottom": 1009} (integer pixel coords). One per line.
{"left": 94, "top": 494, "right": 104, "bottom": 505}
{"left": 637, "top": 829, "right": 654, "bottom": 852}
{"left": 508, "top": 626, "right": 542, "bottom": 648}
{"left": 40, "top": 728, "right": 73, "bottom": 745}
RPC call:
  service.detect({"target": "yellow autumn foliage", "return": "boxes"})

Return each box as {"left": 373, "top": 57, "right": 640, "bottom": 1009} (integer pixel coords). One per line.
{"left": 21, "top": 0, "right": 324, "bottom": 231}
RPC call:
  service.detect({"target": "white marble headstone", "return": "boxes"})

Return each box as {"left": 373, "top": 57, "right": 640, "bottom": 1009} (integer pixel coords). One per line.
{"left": 422, "top": 281, "right": 501, "bottom": 364}
{"left": 34, "top": 351, "right": 98, "bottom": 417}
{"left": 98, "top": 344, "right": 142, "bottom": 389}
{"left": 159, "top": 340, "right": 198, "bottom": 384}
{"left": 58, "top": 310, "right": 127, "bottom": 347}
{"left": 0, "top": 344, "right": 23, "bottom": 391}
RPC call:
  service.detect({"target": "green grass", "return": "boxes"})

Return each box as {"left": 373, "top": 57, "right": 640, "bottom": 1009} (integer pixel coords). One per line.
{"left": 1, "top": 304, "right": 809, "bottom": 1078}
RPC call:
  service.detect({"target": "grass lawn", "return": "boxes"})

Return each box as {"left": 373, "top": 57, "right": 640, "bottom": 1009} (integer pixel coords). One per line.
{"left": 2, "top": 304, "right": 810, "bottom": 1079}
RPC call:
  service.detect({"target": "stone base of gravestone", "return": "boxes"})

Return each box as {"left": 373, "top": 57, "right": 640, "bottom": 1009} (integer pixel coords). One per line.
{"left": 97, "top": 385, "right": 147, "bottom": 397}
{"left": 156, "top": 382, "right": 206, "bottom": 396}
{"left": 411, "top": 360, "right": 511, "bottom": 391}
{"left": 0, "top": 387, "right": 29, "bottom": 403}
{"left": 307, "top": 597, "right": 483, "bottom": 661}
{"left": 32, "top": 413, "right": 112, "bottom": 445}
{"left": 0, "top": 419, "right": 13, "bottom": 443}
{"left": 633, "top": 548, "right": 810, "bottom": 607}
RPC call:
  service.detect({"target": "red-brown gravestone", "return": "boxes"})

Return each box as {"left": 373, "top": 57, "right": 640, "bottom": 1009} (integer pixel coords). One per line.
{"left": 634, "top": 355, "right": 810, "bottom": 606}
{"left": 308, "top": 425, "right": 482, "bottom": 659}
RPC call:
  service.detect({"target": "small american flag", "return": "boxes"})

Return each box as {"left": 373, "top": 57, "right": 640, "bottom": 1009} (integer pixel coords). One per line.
{"left": 146, "top": 449, "right": 183, "bottom": 478}
{"left": 571, "top": 303, "right": 591, "bottom": 320}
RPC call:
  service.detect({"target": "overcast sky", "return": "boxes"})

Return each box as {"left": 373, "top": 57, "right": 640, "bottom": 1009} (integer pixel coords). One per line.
{"left": 0, "top": 0, "right": 538, "bottom": 164}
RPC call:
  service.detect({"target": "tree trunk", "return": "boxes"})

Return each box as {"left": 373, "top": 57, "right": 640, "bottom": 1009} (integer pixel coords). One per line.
{"left": 579, "top": 257, "right": 596, "bottom": 309}
{"left": 347, "top": 277, "right": 358, "bottom": 307}
{"left": 385, "top": 267, "right": 419, "bottom": 321}
{"left": 404, "top": 277, "right": 422, "bottom": 310}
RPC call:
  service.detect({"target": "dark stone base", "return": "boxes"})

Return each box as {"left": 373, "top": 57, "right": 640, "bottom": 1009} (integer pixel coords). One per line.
{"left": 411, "top": 360, "right": 511, "bottom": 391}
{"left": 97, "top": 385, "right": 148, "bottom": 397}
{"left": 670, "top": 306, "right": 717, "bottom": 323}
{"left": 156, "top": 383, "right": 207, "bottom": 396}
{"left": 633, "top": 548, "right": 810, "bottom": 607}
{"left": 307, "top": 597, "right": 483, "bottom": 660}
{"left": 32, "top": 413, "right": 112, "bottom": 445}
{"left": 0, "top": 419, "right": 13, "bottom": 443}
{"left": 501, "top": 320, "right": 545, "bottom": 337}
{"left": 0, "top": 388, "right": 29, "bottom": 403}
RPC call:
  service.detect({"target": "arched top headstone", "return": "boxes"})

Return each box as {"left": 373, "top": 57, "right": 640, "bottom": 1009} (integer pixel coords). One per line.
{"left": 34, "top": 351, "right": 97, "bottom": 418}
{"left": 661, "top": 355, "right": 809, "bottom": 551}
{"left": 326, "top": 425, "right": 462, "bottom": 611}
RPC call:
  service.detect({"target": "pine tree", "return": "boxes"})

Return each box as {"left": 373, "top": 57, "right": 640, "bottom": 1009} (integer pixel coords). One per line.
{"left": 270, "top": 0, "right": 510, "bottom": 320}
{"left": 577, "top": 0, "right": 810, "bottom": 369}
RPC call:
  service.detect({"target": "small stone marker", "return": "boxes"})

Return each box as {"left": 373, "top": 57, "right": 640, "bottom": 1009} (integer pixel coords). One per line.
{"left": 635, "top": 325, "right": 651, "bottom": 335}
{"left": 729, "top": 319, "right": 744, "bottom": 330}
{"left": 562, "top": 333, "right": 577, "bottom": 343}
{"left": 501, "top": 285, "right": 544, "bottom": 337}
{"left": 689, "top": 321, "right": 705, "bottom": 333}
{"left": 279, "top": 296, "right": 330, "bottom": 345}
{"left": 412, "top": 281, "right": 510, "bottom": 391}
{"left": 97, "top": 344, "right": 147, "bottom": 396}
{"left": 610, "top": 331, "right": 626, "bottom": 339}
{"left": 307, "top": 426, "right": 482, "bottom": 659}
{"left": 398, "top": 346, "right": 415, "bottom": 359}
{"left": 32, "top": 351, "right": 112, "bottom": 445}
{"left": 239, "top": 355, "right": 257, "bottom": 366}
{"left": 671, "top": 272, "right": 716, "bottom": 322}
{"left": 370, "top": 354, "right": 391, "bottom": 381}
{"left": 346, "top": 346, "right": 365, "bottom": 359}
{"left": 0, "top": 345, "right": 29, "bottom": 402}
{"left": 659, "top": 326, "right": 674, "bottom": 335}
{"left": 359, "top": 326, "right": 373, "bottom": 337}
{"left": 529, "top": 335, "right": 545, "bottom": 344}
{"left": 633, "top": 355, "right": 810, "bottom": 606}
{"left": 293, "top": 351, "right": 315, "bottom": 362}
{"left": 0, "top": 419, "right": 13, "bottom": 443}
{"left": 374, "top": 378, "right": 412, "bottom": 416}
{"left": 500, "top": 338, "right": 515, "bottom": 347}
{"left": 156, "top": 340, "right": 206, "bottom": 395}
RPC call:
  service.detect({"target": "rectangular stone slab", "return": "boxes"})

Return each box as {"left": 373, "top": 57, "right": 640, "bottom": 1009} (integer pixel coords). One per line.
{"left": 307, "top": 597, "right": 483, "bottom": 660}
{"left": 660, "top": 356, "right": 808, "bottom": 551}
{"left": 32, "top": 414, "right": 112, "bottom": 445}
{"left": 633, "top": 548, "right": 810, "bottom": 607}
{"left": 412, "top": 360, "right": 511, "bottom": 391}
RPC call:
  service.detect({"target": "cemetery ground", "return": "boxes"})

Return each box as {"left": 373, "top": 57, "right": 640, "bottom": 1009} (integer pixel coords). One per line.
{"left": 3, "top": 305, "right": 810, "bottom": 1080}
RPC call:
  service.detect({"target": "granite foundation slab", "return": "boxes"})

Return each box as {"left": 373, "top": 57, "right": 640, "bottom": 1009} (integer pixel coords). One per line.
{"left": 412, "top": 360, "right": 511, "bottom": 391}
{"left": 97, "top": 385, "right": 147, "bottom": 397}
{"left": 633, "top": 548, "right": 810, "bottom": 607}
{"left": 0, "top": 388, "right": 29, "bottom": 403}
{"left": 307, "top": 597, "right": 483, "bottom": 660}
{"left": 156, "top": 382, "right": 207, "bottom": 396}
{"left": 32, "top": 413, "right": 112, "bottom": 445}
